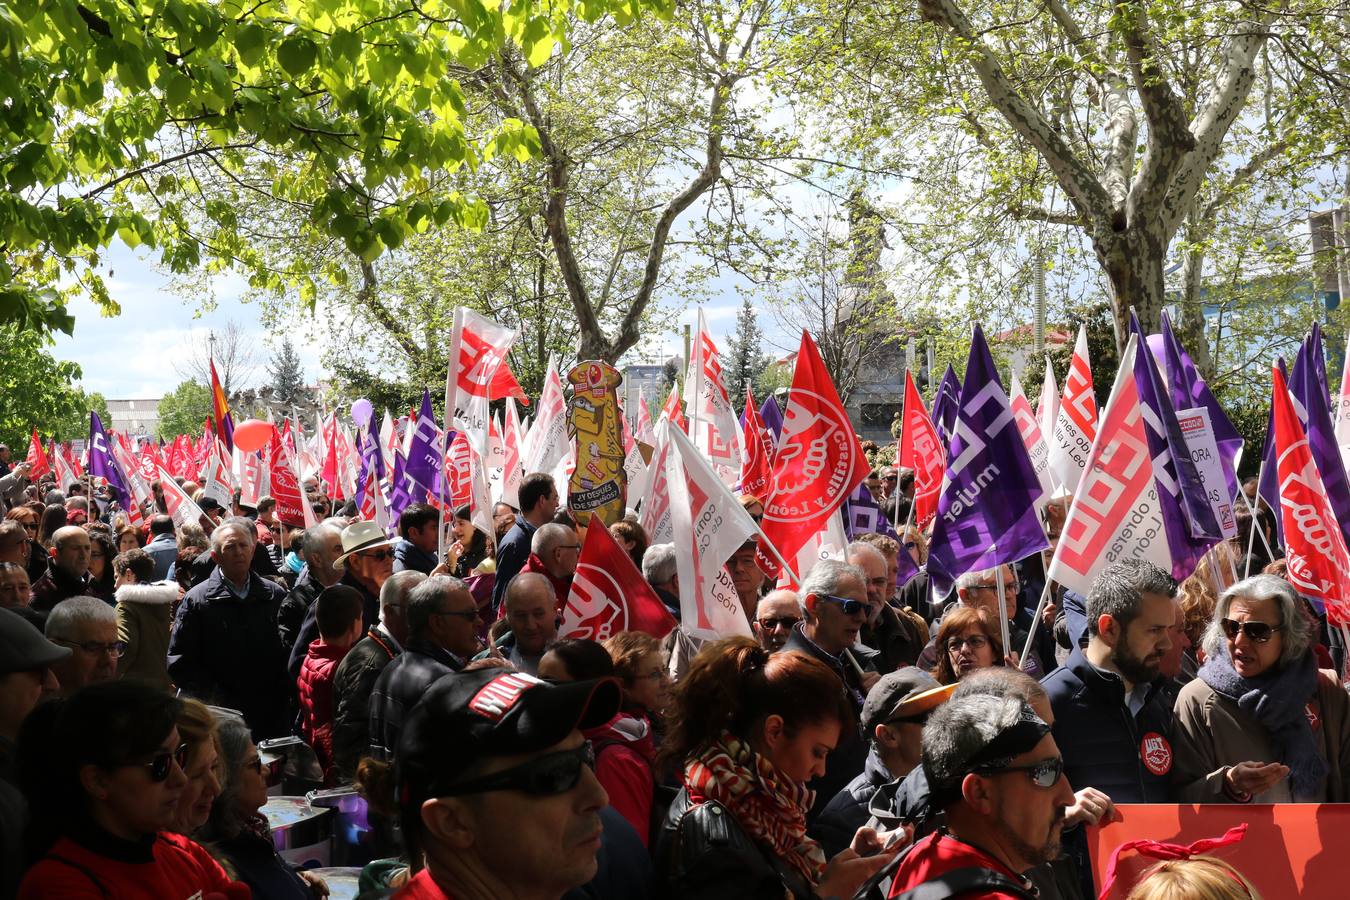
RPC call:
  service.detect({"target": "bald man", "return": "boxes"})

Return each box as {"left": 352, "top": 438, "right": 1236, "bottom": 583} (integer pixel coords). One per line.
{"left": 31, "top": 526, "right": 91, "bottom": 614}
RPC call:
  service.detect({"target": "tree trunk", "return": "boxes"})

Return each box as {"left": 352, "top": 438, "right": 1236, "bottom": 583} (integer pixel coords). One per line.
{"left": 1094, "top": 221, "right": 1168, "bottom": 354}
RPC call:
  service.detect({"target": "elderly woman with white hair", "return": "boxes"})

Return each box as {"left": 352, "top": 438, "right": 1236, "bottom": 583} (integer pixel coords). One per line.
{"left": 1171, "top": 574, "right": 1350, "bottom": 803}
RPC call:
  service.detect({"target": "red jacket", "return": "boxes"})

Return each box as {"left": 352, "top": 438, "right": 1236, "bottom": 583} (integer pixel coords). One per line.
{"left": 586, "top": 712, "right": 656, "bottom": 847}
{"left": 297, "top": 639, "right": 350, "bottom": 781}
{"left": 888, "top": 829, "right": 1032, "bottom": 899}
{"left": 19, "top": 831, "right": 249, "bottom": 899}
{"left": 395, "top": 869, "right": 454, "bottom": 898}
{"left": 520, "top": 553, "right": 573, "bottom": 612}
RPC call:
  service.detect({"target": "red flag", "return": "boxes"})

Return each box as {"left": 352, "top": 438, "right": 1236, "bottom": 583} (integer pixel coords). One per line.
{"left": 63, "top": 442, "right": 84, "bottom": 478}
{"left": 156, "top": 464, "right": 207, "bottom": 528}
{"left": 1272, "top": 366, "right": 1350, "bottom": 625}
{"left": 756, "top": 331, "right": 869, "bottom": 577}
{"left": 320, "top": 414, "right": 344, "bottom": 499}
{"left": 660, "top": 387, "right": 687, "bottom": 432}
{"left": 739, "top": 390, "right": 771, "bottom": 499}
{"left": 446, "top": 431, "right": 473, "bottom": 508}
{"left": 268, "top": 426, "right": 309, "bottom": 528}
{"left": 25, "top": 430, "right": 49, "bottom": 480}
{"left": 137, "top": 443, "right": 159, "bottom": 484}
{"left": 898, "top": 370, "right": 944, "bottom": 530}
{"left": 490, "top": 359, "right": 530, "bottom": 407}
{"left": 561, "top": 499, "right": 677, "bottom": 640}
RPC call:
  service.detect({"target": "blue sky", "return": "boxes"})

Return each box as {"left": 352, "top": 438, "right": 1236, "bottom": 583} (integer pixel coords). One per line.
{"left": 47, "top": 239, "right": 783, "bottom": 400}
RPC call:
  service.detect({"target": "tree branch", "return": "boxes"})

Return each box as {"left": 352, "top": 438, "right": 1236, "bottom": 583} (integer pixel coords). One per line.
{"left": 1119, "top": 0, "right": 1195, "bottom": 221}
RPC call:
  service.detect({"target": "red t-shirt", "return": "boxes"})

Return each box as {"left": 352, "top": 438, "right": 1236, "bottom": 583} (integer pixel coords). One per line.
{"left": 19, "top": 832, "right": 249, "bottom": 900}
{"left": 394, "top": 869, "right": 456, "bottom": 899}
{"left": 888, "top": 830, "right": 1031, "bottom": 899}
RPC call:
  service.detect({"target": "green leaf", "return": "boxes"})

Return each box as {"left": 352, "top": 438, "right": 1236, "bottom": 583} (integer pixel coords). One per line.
{"left": 277, "top": 34, "right": 317, "bottom": 78}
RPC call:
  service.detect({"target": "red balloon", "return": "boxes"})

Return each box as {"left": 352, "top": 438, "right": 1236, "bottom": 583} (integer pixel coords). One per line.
{"left": 233, "top": 419, "right": 272, "bottom": 453}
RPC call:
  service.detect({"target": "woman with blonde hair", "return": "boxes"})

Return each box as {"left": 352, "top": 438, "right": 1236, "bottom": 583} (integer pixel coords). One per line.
{"left": 1125, "top": 856, "right": 1260, "bottom": 900}
{"left": 169, "top": 699, "right": 223, "bottom": 836}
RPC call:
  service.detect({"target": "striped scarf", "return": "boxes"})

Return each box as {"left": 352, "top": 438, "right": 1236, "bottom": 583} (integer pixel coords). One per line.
{"left": 684, "top": 730, "right": 827, "bottom": 884}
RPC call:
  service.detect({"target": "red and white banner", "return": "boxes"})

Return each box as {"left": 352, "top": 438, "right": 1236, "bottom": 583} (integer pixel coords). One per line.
{"left": 1048, "top": 335, "right": 1170, "bottom": 597}
{"left": 500, "top": 400, "right": 525, "bottom": 510}
{"left": 666, "top": 425, "right": 758, "bottom": 640}
{"left": 639, "top": 420, "right": 673, "bottom": 545}
{"left": 110, "top": 442, "right": 153, "bottom": 516}
{"left": 659, "top": 384, "right": 687, "bottom": 432}
{"left": 522, "top": 357, "right": 567, "bottom": 477}
{"left": 561, "top": 520, "right": 677, "bottom": 642}
{"left": 199, "top": 439, "right": 234, "bottom": 508}
{"left": 740, "top": 389, "right": 772, "bottom": 500}
{"left": 683, "top": 308, "right": 744, "bottom": 486}
{"left": 269, "top": 425, "right": 310, "bottom": 528}
{"left": 1272, "top": 366, "right": 1350, "bottom": 625}
{"left": 25, "top": 429, "right": 49, "bottom": 481}
{"left": 156, "top": 464, "right": 207, "bottom": 529}
{"left": 898, "top": 370, "right": 943, "bottom": 531}
{"left": 636, "top": 395, "right": 656, "bottom": 447}
{"left": 445, "top": 307, "right": 516, "bottom": 457}
{"left": 446, "top": 431, "right": 473, "bottom": 509}
{"left": 1048, "top": 324, "right": 1098, "bottom": 497}
{"left": 1009, "top": 371, "right": 1055, "bottom": 510}
{"left": 53, "top": 443, "right": 78, "bottom": 490}
{"left": 1336, "top": 329, "right": 1350, "bottom": 476}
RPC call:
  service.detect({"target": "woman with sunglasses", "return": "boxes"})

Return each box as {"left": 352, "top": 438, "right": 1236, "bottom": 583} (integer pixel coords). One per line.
{"left": 654, "top": 637, "right": 900, "bottom": 900}
{"left": 17, "top": 680, "right": 248, "bottom": 899}
{"left": 930, "top": 607, "right": 1004, "bottom": 685}
{"left": 1173, "top": 574, "right": 1350, "bottom": 803}
{"left": 6, "top": 504, "right": 48, "bottom": 584}
{"left": 201, "top": 712, "right": 328, "bottom": 899}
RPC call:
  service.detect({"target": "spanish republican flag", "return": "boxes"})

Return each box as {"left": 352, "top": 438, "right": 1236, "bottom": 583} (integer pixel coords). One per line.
{"left": 209, "top": 358, "right": 235, "bottom": 453}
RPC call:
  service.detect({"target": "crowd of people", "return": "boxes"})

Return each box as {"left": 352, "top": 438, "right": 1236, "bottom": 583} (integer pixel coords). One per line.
{"left": 0, "top": 446, "right": 1314, "bottom": 899}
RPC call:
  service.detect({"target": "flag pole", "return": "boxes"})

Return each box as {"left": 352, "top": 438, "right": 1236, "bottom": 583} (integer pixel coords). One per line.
{"left": 993, "top": 546, "right": 1014, "bottom": 668}
{"left": 1240, "top": 461, "right": 1275, "bottom": 575}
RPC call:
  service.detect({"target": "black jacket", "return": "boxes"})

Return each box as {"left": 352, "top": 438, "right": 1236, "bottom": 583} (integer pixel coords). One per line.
{"left": 367, "top": 637, "right": 463, "bottom": 761}
{"left": 276, "top": 573, "right": 323, "bottom": 660}
{"left": 782, "top": 625, "right": 873, "bottom": 821}
{"left": 653, "top": 789, "right": 815, "bottom": 900}
{"left": 287, "top": 571, "right": 380, "bottom": 680}
{"left": 1041, "top": 648, "right": 1175, "bottom": 803}
{"left": 811, "top": 747, "right": 895, "bottom": 858}
{"left": 209, "top": 828, "right": 311, "bottom": 900}
{"left": 861, "top": 604, "right": 924, "bottom": 674}
{"left": 330, "top": 627, "right": 401, "bottom": 781}
{"left": 167, "top": 568, "right": 290, "bottom": 739}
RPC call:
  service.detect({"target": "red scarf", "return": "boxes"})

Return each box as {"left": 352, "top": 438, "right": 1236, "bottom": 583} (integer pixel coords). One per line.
{"left": 684, "top": 730, "right": 826, "bottom": 884}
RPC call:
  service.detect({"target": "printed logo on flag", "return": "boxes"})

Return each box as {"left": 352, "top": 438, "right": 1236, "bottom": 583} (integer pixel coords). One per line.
{"left": 766, "top": 389, "right": 861, "bottom": 523}
{"left": 456, "top": 326, "right": 509, "bottom": 398}
{"left": 561, "top": 563, "right": 631, "bottom": 641}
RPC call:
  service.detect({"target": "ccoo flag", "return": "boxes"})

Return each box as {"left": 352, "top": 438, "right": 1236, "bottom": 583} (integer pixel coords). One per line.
{"left": 1009, "top": 371, "right": 1055, "bottom": 510}
{"left": 1271, "top": 365, "right": 1350, "bottom": 625}
{"left": 739, "top": 390, "right": 772, "bottom": 500}
{"left": 1287, "top": 323, "right": 1350, "bottom": 555}
{"left": 684, "top": 308, "right": 745, "bottom": 486}
{"left": 1047, "top": 335, "right": 1172, "bottom": 597}
{"left": 898, "top": 370, "right": 943, "bottom": 531}
{"left": 926, "top": 325, "right": 1048, "bottom": 595}
{"left": 561, "top": 520, "right": 677, "bottom": 642}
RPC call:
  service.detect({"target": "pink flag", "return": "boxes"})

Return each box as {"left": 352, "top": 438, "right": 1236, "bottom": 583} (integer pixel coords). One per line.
{"left": 500, "top": 399, "right": 524, "bottom": 509}
{"left": 522, "top": 357, "right": 567, "bottom": 476}
{"left": 156, "top": 465, "right": 207, "bottom": 528}
{"left": 636, "top": 396, "right": 656, "bottom": 446}
{"left": 639, "top": 421, "right": 673, "bottom": 545}
{"left": 683, "top": 309, "right": 744, "bottom": 485}
{"left": 1009, "top": 371, "right": 1055, "bottom": 509}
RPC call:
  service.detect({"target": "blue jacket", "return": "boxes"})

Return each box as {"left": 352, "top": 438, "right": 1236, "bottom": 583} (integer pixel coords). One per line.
{"left": 1041, "top": 648, "right": 1175, "bottom": 803}
{"left": 493, "top": 516, "right": 537, "bottom": 609}
{"left": 144, "top": 533, "right": 179, "bottom": 582}
{"left": 167, "top": 568, "right": 290, "bottom": 739}
{"left": 392, "top": 539, "right": 438, "bottom": 575}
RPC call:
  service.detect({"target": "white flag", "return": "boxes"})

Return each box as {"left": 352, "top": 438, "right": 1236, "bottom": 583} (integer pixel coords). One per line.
{"left": 445, "top": 307, "right": 516, "bottom": 460}
{"left": 1009, "top": 371, "right": 1055, "bottom": 510}
{"left": 157, "top": 465, "right": 207, "bottom": 529}
{"left": 500, "top": 399, "right": 525, "bottom": 510}
{"left": 522, "top": 356, "right": 568, "bottom": 477}
{"left": 1037, "top": 356, "right": 1060, "bottom": 451}
{"left": 1047, "top": 325, "right": 1098, "bottom": 498}
{"left": 639, "top": 421, "right": 674, "bottom": 544}
{"left": 682, "top": 308, "right": 745, "bottom": 486}
{"left": 666, "top": 426, "right": 758, "bottom": 640}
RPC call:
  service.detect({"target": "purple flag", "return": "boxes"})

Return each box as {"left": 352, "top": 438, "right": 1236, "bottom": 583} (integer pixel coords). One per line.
{"left": 387, "top": 449, "right": 422, "bottom": 525}
{"left": 404, "top": 389, "right": 444, "bottom": 497}
{"left": 354, "top": 408, "right": 387, "bottom": 510}
{"left": 926, "top": 326, "right": 1048, "bottom": 594}
{"left": 1128, "top": 313, "right": 1221, "bottom": 582}
{"left": 1148, "top": 312, "right": 1243, "bottom": 502}
{"left": 842, "top": 483, "right": 920, "bottom": 588}
{"left": 759, "top": 395, "right": 783, "bottom": 446}
{"left": 87, "top": 412, "right": 134, "bottom": 515}
{"left": 1287, "top": 326, "right": 1350, "bottom": 553}
{"left": 929, "top": 364, "right": 962, "bottom": 446}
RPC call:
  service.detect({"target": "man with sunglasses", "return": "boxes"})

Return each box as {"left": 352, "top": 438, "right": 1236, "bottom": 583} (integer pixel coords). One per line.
{"left": 1042, "top": 559, "right": 1178, "bottom": 807}
{"left": 784, "top": 558, "right": 880, "bottom": 818}
{"left": 369, "top": 574, "right": 483, "bottom": 762}
{"left": 814, "top": 668, "right": 956, "bottom": 858}
{"left": 392, "top": 668, "right": 621, "bottom": 900}
{"left": 752, "top": 589, "right": 801, "bottom": 653}
{"left": 885, "top": 693, "right": 1072, "bottom": 899}
{"left": 169, "top": 518, "right": 291, "bottom": 739}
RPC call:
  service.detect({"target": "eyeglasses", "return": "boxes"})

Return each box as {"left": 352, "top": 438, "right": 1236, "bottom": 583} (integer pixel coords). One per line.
{"left": 945, "top": 634, "right": 990, "bottom": 653}
{"left": 1220, "top": 617, "right": 1282, "bottom": 644}
{"left": 970, "top": 580, "right": 1019, "bottom": 594}
{"left": 360, "top": 548, "right": 396, "bottom": 562}
{"left": 817, "top": 594, "right": 866, "bottom": 616}
{"left": 140, "top": 743, "right": 189, "bottom": 782}
{"left": 436, "top": 742, "right": 595, "bottom": 797}
{"left": 244, "top": 756, "right": 265, "bottom": 775}
{"left": 53, "top": 638, "right": 127, "bottom": 658}
{"left": 975, "top": 756, "right": 1064, "bottom": 789}
{"left": 757, "top": 616, "right": 801, "bottom": 631}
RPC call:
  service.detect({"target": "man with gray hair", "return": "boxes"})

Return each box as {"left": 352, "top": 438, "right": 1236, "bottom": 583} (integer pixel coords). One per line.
{"left": 520, "top": 522, "right": 580, "bottom": 609}
{"left": 783, "top": 556, "right": 879, "bottom": 819}
{"left": 331, "top": 569, "right": 423, "bottom": 781}
{"left": 368, "top": 574, "right": 482, "bottom": 761}
{"left": 1042, "top": 558, "right": 1178, "bottom": 805}
{"left": 885, "top": 693, "right": 1072, "bottom": 898}
{"left": 45, "top": 596, "right": 120, "bottom": 694}
{"left": 642, "top": 543, "right": 680, "bottom": 620}
{"left": 168, "top": 517, "right": 290, "bottom": 738}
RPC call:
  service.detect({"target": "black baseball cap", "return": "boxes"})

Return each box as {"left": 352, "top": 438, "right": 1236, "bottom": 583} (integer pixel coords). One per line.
{"left": 397, "top": 669, "right": 621, "bottom": 805}
{"left": 0, "top": 607, "right": 71, "bottom": 674}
